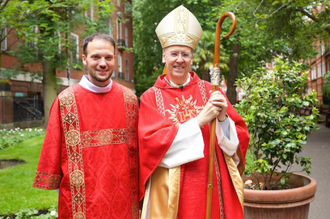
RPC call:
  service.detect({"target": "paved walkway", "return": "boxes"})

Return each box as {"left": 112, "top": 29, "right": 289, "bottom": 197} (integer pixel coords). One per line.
{"left": 296, "top": 123, "right": 330, "bottom": 219}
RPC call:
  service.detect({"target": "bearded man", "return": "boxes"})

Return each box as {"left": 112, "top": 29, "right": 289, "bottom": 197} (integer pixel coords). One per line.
{"left": 33, "top": 33, "right": 139, "bottom": 219}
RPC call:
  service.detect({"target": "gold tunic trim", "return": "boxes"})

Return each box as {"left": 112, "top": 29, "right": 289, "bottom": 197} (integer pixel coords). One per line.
{"left": 80, "top": 128, "right": 128, "bottom": 148}
{"left": 59, "top": 87, "right": 86, "bottom": 219}
{"left": 33, "top": 171, "right": 61, "bottom": 190}
{"left": 121, "top": 86, "right": 139, "bottom": 219}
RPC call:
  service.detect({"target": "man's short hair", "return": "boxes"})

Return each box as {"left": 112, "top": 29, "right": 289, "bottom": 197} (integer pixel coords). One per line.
{"left": 83, "top": 33, "right": 116, "bottom": 56}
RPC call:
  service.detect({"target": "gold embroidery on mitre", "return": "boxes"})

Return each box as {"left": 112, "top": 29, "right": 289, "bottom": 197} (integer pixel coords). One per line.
{"left": 166, "top": 95, "right": 203, "bottom": 126}
{"left": 156, "top": 5, "right": 203, "bottom": 50}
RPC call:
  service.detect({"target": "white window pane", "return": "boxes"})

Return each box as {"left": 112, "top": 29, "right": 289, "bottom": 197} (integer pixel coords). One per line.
{"left": 317, "top": 64, "right": 321, "bottom": 78}
{"left": 311, "top": 68, "right": 316, "bottom": 80}
{"left": 125, "top": 27, "right": 128, "bottom": 47}
{"left": 108, "top": 17, "right": 113, "bottom": 37}
{"left": 70, "top": 33, "right": 79, "bottom": 64}
{"left": 322, "top": 62, "right": 326, "bottom": 77}
{"left": 125, "top": 59, "right": 129, "bottom": 80}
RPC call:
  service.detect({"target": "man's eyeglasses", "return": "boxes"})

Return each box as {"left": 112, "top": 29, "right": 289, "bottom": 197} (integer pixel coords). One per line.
{"left": 166, "top": 51, "right": 192, "bottom": 60}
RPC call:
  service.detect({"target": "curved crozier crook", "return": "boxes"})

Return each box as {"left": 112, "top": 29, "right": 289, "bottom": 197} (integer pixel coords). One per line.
{"left": 213, "top": 12, "right": 237, "bottom": 67}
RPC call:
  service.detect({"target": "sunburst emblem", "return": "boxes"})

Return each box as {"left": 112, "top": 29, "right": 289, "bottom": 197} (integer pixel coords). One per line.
{"left": 166, "top": 95, "right": 203, "bottom": 126}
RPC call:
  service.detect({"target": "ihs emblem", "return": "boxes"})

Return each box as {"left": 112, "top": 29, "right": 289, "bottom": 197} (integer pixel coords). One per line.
{"left": 166, "top": 95, "right": 203, "bottom": 126}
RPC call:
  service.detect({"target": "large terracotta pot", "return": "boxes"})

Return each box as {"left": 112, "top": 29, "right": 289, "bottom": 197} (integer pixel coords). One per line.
{"left": 243, "top": 173, "right": 317, "bottom": 219}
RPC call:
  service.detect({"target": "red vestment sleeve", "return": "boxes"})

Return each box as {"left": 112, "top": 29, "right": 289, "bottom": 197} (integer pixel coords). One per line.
{"left": 33, "top": 98, "right": 63, "bottom": 190}
{"left": 138, "top": 89, "right": 179, "bottom": 201}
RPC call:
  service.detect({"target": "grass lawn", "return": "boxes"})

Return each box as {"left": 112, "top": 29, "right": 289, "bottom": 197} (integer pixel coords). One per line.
{"left": 0, "top": 136, "right": 58, "bottom": 215}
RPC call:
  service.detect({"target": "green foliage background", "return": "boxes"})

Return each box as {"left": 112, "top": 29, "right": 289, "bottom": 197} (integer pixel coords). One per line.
{"left": 132, "top": 0, "right": 330, "bottom": 99}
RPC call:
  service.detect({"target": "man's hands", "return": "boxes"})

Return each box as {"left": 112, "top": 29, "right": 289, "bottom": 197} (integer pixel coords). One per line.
{"left": 195, "top": 91, "right": 228, "bottom": 127}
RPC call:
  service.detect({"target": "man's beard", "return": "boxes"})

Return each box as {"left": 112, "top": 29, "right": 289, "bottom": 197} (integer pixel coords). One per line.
{"left": 89, "top": 69, "right": 113, "bottom": 83}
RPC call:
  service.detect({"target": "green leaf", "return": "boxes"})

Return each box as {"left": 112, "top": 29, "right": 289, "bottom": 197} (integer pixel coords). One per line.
{"left": 282, "top": 153, "right": 287, "bottom": 159}
{"left": 302, "top": 101, "right": 309, "bottom": 107}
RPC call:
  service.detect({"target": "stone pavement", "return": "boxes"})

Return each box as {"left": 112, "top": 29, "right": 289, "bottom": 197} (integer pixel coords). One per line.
{"left": 296, "top": 123, "right": 330, "bottom": 219}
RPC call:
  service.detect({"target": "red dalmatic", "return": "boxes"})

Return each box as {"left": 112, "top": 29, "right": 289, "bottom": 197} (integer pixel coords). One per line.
{"left": 33, "top": 83, "right": 139, "bottom": 219}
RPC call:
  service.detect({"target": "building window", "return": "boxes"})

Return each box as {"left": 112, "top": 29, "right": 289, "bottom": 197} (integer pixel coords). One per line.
{"left": 317, "top": 64, "right": 321, "bottom": 78}
{"left": 85, "top": 1, "right": 94, "bottom": 19}
{"left": 28, "top": 26, "right": 38, "bottom": 48}
{"left": 125, "top": 27, "right": 128, "bottom": 47}
{"left": 57, "top": 32, "right": 62, "bottom": 54}
{"left": 117, "top": 17, "right": 122, "bottom": 40}
{"left": 125, "top": 59, "right": 129, "bottom": 80}
{"left": 108, "top": 17, "right": 113, "bottom": 37}
{"left": 321, "top": 62, "right": 326, "bottom": 77}
{"left": 321, "top": 42, "right": 325, "bottom": 55}
{"left": 311, "top": 67, "right": 316, "bottom": 80}
{"left": 118, "top": 55, "right": 123, "bottom": 79}
{"left": 0, "top": 28, "right": 7, "bottom": 51}
{"left": 70, "top": 33, "right": 79, "bottom": 64}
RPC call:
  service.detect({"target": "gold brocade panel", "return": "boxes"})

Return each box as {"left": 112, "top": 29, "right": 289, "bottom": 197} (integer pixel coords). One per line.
{"left": 59, "top": 86, "right": 139, "bottom": 219}
{"left": 59, "top": 87, "right": 86, "bottom": 219}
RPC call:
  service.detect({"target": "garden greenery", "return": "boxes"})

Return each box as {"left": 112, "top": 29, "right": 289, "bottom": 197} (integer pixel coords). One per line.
{"left": 0, "top": 128, "right": 45, "bottom": 150}
{"left": 0, "top": 204, "right": 57, "bottom": 219}
{"left": 235, "top": 59, "right": 319, "bottom": 190}
{"left": 321, "top": 71, "right": 330, "bottom": 99}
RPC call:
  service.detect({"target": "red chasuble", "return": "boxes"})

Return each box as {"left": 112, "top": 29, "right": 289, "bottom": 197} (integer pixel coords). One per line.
{"left": 33, "top": 82, "right": 139, "bottom": 219}
{"left": 139, "top": 72, "right": 249, "bottom": 219}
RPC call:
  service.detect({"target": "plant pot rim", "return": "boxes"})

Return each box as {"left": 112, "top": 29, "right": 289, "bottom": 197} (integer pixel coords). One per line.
{"left": 243, "top": 172, "right": 317, "bottom": 204}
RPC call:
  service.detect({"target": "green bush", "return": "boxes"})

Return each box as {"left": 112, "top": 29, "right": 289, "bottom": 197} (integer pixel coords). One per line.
{"left": 235, "top": 59, "right": 319, "bottom": 190}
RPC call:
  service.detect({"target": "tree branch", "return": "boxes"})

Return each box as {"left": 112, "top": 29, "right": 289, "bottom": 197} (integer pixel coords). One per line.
{"left": 296, "top": 7, "right": 317, "bottom": 21}
{"left": 296, "top": 7, "right": 330, "bottom": 35}
{"left": 0, "top": 0, "right": 10, "bottom": 14}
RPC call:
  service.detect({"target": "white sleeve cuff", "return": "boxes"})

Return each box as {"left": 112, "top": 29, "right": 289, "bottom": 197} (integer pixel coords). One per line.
{"left": 159, "top": 118, "right": 204, "bottom": 168}
{"left": 216, "top": 116, "right": 239, "bottom": 156}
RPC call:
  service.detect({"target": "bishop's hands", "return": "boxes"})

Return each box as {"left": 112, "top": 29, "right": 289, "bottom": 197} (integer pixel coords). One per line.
{"left": 196, "top": 91, "right": 228, "bottom": 127}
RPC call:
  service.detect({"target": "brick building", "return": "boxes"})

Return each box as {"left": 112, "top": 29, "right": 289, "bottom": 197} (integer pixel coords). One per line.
{"left": 305, "top": 39, "right": 330, "bottom": 104}
{"left": 0, "top": 0, "right": 135, "bottom": 128}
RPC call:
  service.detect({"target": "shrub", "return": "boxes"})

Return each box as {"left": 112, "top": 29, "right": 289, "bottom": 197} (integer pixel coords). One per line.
{"left": 235, "top": 59, "right": 319, "bottom": 190}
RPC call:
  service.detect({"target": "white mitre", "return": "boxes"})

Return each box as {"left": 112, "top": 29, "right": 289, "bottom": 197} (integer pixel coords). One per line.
{"left": 155, "top": 5, "right": 203, "bottom": 50}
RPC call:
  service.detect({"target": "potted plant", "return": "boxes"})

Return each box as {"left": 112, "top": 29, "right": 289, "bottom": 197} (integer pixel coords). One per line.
{"left": 235, "top": 59, "right": 319, "bottom": 219}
